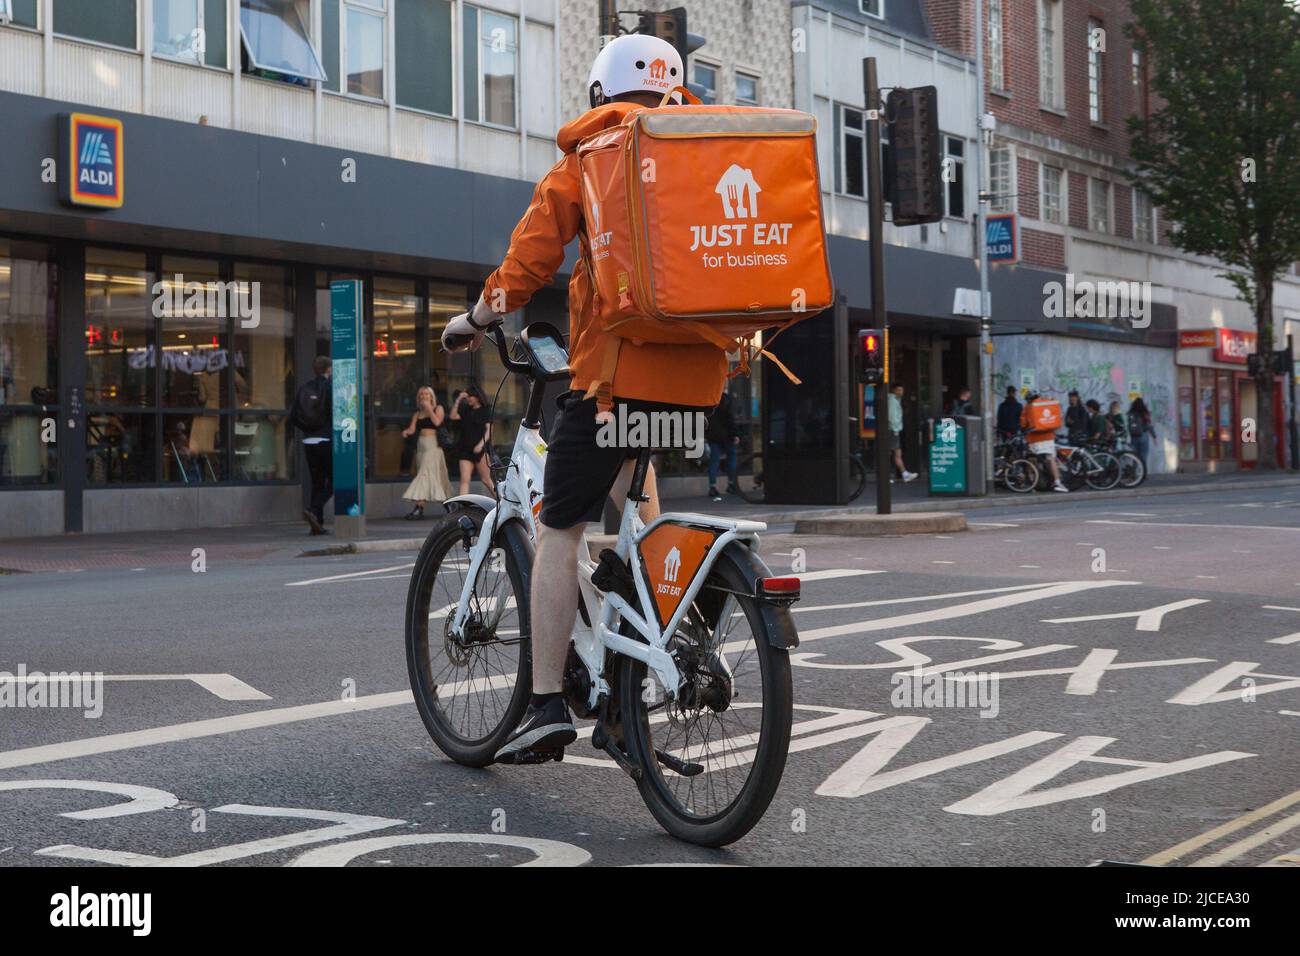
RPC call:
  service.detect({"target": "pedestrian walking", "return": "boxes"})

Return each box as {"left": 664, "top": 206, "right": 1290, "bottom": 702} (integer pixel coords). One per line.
{"left": 292, "top": 356, "right": 333, "bottom": 535}
{"left": 1128, "top": 397, "right": 1156, "bottom": 472}
{"left": 401, "top": 386, "right": 451, "bottom": 519}
{"left": 889, "top": 383, "right": 917, "bottom": 482}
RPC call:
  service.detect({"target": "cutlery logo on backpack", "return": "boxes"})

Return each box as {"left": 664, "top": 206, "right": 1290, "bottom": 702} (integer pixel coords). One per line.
{"left": 688, "top": 165, "right": 792, "bottom": 262}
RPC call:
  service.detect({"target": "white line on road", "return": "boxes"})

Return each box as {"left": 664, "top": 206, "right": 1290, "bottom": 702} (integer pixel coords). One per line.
{"left": 1088, "top": 519, "right": 1300, "bottom": 532}
{"left": 1264, "top": 605, "right": 1300, "bottom": 613}
{"left": 1041, "top": 598, "right": 1209, "bottom": 632}
{"left": 0, "top": 673, "right": 270, "bottom": 701}
{"left": 797, "top": 569, "right": 888, "bottom": 581}
{"left": 1190, "top": 810, "right": 1300, "bottom": 867}
{"left": 967, "top": 522, "right": 1019, "bottom": 528}
{"left": 790, "top": 581, "right": 1077, "bottom": 616}
{"left": 285, "top": 564, "right": 414, "bottom": 587}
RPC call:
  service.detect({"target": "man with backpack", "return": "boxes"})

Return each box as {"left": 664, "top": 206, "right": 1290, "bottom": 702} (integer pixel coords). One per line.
{"left": 442, "top": 32, "right": 830, "bottom": 763}
{"left": 292, "top": 356, "right": 333, "bottom": 535}
{"left": 1021, "top": 391, "right": 1069, "bottom": 492}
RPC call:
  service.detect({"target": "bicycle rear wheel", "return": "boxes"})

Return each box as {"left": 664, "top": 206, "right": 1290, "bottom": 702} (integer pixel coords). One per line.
{"left": 619, "top": 545, "right": 793, "bottom": 847}
{"left": 1003, "top": 457, "right": 1039, "bottom": 493}
{"left": 1117, "top": 451, "right": 1146, "bottom": 488}
{"left": 405, "top": 506, "right": 532, "bottom": 767}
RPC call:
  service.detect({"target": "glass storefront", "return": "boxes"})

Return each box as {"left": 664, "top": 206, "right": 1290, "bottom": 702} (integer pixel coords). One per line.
{"left": 0, "top": 238, "right": 58, "bottom": 485}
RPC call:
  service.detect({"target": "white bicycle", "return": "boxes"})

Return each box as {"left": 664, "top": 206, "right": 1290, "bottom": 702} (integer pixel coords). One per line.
{"left": 405, "top": 322, "right": 799, "bottom": 846}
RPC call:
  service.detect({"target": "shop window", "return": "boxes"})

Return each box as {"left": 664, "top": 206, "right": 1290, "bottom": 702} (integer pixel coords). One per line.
{"left": 463, "top": 5, "right": 517, "bottom": 128}
{"left": 54, "top": 0, "right": 138, "bottom": 50}
{"left": 87, "top": 412, "right": 156, "bottom": 484}
{"left": 234, "top": 412, "right": 292, "bottom": 480}
{"left": 158, "top": 256, "right": 227, "bottom": 411}
{"left": 239, "top": 0, "right": 327, "bottom": 85}
{"left": 163, "top": 412, "right": 226, "bottom": 481}
{"left": 85, "top": 249, "right": 154, "bottom": 408}
{"left": 395, "top": 0, "right": 452, "bottom": 115}
{"left": 371, "top": 277, "right": 422, "bottom": 478}
{"left": 233, "top": 262, "right": 293, "bottom": 411}
{"left": 0, "top": 238, "right": 57, "bottom": 486}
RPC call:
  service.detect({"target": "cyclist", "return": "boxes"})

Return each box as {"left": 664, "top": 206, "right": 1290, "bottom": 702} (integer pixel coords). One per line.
{"left": 440, "top": 35, "right": 726, "bottom": 763}
{"left": 1022, "top": 391, "right": 1069, "bottom": 492}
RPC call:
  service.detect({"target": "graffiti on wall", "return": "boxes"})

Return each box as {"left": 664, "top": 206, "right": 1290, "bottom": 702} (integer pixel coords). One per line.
{"left": 992, "top": 360, "right": 1171, "bottom": 425}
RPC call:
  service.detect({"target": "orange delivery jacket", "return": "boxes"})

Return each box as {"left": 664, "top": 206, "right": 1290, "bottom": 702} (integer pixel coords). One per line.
{"left": 481, "top": 102, "right": 727, "bottom": 409}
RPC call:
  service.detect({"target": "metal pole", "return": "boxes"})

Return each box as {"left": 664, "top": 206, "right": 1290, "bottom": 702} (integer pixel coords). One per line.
{"left": 974, "top": 0, "right": 994, "bottom": 484}
{"left": 599, "top": 0, "right": 619, "bottom": 42}
{"left": 865, "top": 57, "right": 891, "bottom": 515}
{"left": 1289, "top": 331, "right": 1299, "bottom": 470}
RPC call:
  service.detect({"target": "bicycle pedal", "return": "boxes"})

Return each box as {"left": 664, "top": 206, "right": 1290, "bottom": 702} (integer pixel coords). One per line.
{"left": 500, "top": 746, "right": 565, "bottom": 766}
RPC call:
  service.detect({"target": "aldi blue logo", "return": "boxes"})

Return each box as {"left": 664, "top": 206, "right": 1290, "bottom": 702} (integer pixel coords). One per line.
{"left": 60, "top": 112, "right": 125, "bottom": 209}
{"left": 985, "top": 213, "right": 1017, "bottom": 263}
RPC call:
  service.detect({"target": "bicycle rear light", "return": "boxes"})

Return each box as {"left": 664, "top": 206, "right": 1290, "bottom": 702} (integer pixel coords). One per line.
{"left": 759, "top": 576, "right": 801, "bottom": 603}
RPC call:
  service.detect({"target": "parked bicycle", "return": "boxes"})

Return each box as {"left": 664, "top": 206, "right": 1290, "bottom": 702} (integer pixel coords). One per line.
{"left": 1036, "top": 435, "right": 1121, "bottom": 491}
{"left": 406, "top": 322, "right": 798, "bottom": 846}
{"left": 994, "top": 432, "right": 1040, "bottom": 494}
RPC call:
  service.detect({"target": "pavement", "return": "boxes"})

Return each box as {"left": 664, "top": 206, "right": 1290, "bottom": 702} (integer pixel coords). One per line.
{"left": 1, "top": 481, "right": 1299, "bottom": 867}
{"left": 0, "top": 468, "right": 1294, "bottom": 570}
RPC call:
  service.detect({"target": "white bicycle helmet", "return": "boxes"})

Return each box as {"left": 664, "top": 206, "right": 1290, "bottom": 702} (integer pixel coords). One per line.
{"left": 588, "top": 33, "right": 685, "bottom": 108}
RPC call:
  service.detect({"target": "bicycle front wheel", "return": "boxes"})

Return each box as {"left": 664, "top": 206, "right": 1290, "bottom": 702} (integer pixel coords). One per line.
{"left": 1085, "top": 451, "right": 1121, "bottom": 490}
{"left": 619, "top": 545, "right": 793, "bottom": 847}
{"left": 405, "top": 506, "right": 533, "bottom": 767}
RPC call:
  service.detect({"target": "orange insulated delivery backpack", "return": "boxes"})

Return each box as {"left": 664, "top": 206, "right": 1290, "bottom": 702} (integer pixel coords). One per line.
{"left": 576, "top": 87, "right": 833, "bottom": 412}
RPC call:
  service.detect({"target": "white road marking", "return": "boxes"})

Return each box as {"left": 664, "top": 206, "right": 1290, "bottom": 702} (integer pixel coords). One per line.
{"left": 0, "top": 674, "right": 513, "bottom": 772}
{"left": 0, "top": 673, "right": 270, "bottom": 701}
{"left": 0, "top": 780, "right": 178, "bottom": 819}
{"left": 797, "top": 569, "right": 887, "bottom": 581}
{"left": 285, "top": 563, "right": 414, "bottom": 587}
{"left": 931, "top": 560, "right": 955, "bottom": 565}
{"left": 1282, "top": 710, "right": 1300, "bottom": 717}
{"left": 1167, "top": 662, "right": 1300, "bottom": 705}
{"left": 1267, "top": 633, "right": 1300, "bottom": 645}
{"left": 1142, "top": 786, "right": 1300, "bottom": 865}
{"left": 790, "top": 581, "right": 1064, "bottom": 616}
{"left": 1088, "top": 519, "right": 1300, "bottom": 532}
{"left": 1041, "top": 598, "right": 1209, "bottom": 632}
{"left": 945, "top": 649, "right": 1215, "bottom": 695}
{"left": 967, "top": 522, "right": 1019, "bottom": 528}
{"left": 289, "top": 833, "right": 591, "bottom": 868}
{"left": 1264, "top": 605, "right": 1300, "bottom": 613}
{"left": 1019, "top": 565, "right": 1040, "bottom": 569}
{"left": 1107, "top": 512, "right": 1157, "bottom": 517}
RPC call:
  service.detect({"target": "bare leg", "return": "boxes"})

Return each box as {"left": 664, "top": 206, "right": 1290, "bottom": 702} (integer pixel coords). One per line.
{"left": 458, "top": 458, "right": 473, "bottom": 496}
{"left": 475, "top": 456, "right": 496, "bottom": 494}
{"left": 528, "top": 521, "right": 586, "bottom": 695}
{"left": 608, "top": 458, "right": 660, "bottom": 522}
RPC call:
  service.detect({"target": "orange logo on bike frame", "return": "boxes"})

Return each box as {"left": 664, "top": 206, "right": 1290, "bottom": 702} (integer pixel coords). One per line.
{"left": 638, "top": 524, "right": 716, "bottom": 628}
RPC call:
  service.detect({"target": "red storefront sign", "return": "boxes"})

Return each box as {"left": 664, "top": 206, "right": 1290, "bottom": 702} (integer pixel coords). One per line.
{"left": 1178, "top": 329, "right": 1217, "bottom": 349}
{"left": 1213, "top": 328, "right": 1256, "bottom": 364}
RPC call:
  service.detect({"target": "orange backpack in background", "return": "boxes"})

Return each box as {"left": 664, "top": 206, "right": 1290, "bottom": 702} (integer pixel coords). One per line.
{"left": 576, "top": 87, "right": 833, "bottom": 411}
{"left": 1027, "top": 399, "right": 1063, "bottom": 432}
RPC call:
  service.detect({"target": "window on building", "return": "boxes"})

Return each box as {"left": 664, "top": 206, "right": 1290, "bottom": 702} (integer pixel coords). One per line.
{"left": 1087, "top": 18, "right": 1105, "bottom": 122}
{"left": 989, "top": 143, "right": 1014, "bottom": 213}
{"left": 153, "top": 1, "right": 227, "bottom": 67}
{"left": 0, "top": 238, "right": 58, "bottom": 486}
{"left": 1131, "top": 47, "right": 1148, "bottom": 118}
{"left": 836, "top": 105, "right": 866, "bottom": 198}
{"left": 54, "top": 0, "right": 138, "bottom": 49}
{"left": 693, "top": 61, "right": 718, "bottom": 105}
{"left": 463, "top": 5, "right": 517, "bottom": 127}
{"left": 735, "top": 71, "right": 759, "bottom": 107}
{"left": 344, "top": 0, "right": 385, "bottom": 98}
{"left": 988, "top": 0, "right": 1005, "bottom": 90}
{"left": 1, "top": 0, "right": 40, "bottom": 29}
{"left": 1040, "top": 164, "right": 1064, "bottom": 223}
{"left": 395, "top": 0, "right": 452, "bottom": 115}
{"left": 1133, "top": 189, "right": 1155, "bottom": 243}
{"left": 859, "top": 0, "right": 883, "bottom": 18}
{"left": 944, "top": 135, "right": 966, "bottom": 219}
{"left": 1089, "top": 177, "right": 1111, "bottom": 232}
{"left": 239, "top": 0, "right": 327, "bottom": 84}
{"left": 1038, "top": 0, "right": 1063, "bottom": 109}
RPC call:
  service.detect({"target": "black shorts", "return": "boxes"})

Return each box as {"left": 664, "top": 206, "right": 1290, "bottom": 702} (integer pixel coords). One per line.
{"left": 539, "top": 392, "right": 714, "bottom": 530}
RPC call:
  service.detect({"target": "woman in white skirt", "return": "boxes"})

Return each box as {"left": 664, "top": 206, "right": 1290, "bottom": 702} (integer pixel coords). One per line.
{"left": 401, "top": 386, "right": 451, "bottom": 519}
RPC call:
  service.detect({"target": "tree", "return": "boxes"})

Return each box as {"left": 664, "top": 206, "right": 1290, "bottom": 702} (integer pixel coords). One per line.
{"left": 1126, "top": 0, "right": 1300, "bottom": 469}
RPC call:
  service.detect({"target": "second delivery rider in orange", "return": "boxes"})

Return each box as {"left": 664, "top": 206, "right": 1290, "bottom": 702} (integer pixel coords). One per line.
{"left": 441, "top": 34, "right": 723, "bottom": 763}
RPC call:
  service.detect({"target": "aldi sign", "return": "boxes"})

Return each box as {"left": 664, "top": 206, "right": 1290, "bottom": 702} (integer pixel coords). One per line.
{"left": 985, "top": 213, "right": 1017, "bottom": 263}
{"left": 59, "top": 112, "right": 124, "bottom": 209}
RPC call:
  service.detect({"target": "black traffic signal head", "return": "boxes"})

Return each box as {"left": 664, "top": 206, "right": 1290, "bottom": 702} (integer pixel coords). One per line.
{"left": 858, "top": 328, "right": 886, "bottom": 383}
{"left": 886, "top": 86, "right": 943, "bottom": 226}
{"left": 635, "top": 7, "right": 704, "bottom": 74}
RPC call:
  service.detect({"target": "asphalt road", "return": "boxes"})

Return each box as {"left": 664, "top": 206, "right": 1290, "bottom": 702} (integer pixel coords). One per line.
{"left": 2, "top": 483, "right": 1298, "bottom": 867}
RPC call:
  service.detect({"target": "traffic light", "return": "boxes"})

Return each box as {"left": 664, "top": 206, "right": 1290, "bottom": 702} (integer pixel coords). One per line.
{"left": 635, "top": 7, "right": 705, "bottom": 84}
{"left": 859, "top": 328, "right": 886, "bottom": 384}
{"left": 886, "top": 86, "right": 943, "bottom": 226}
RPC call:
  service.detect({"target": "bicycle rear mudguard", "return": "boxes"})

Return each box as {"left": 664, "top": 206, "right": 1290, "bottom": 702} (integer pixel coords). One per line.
{"left": 633, "top": 513, "right": 799, "bottom": 650}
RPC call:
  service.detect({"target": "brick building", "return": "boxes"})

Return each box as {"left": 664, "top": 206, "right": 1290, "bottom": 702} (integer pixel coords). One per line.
{"left": 924, "top": 0, "right": 1300, "bottom": 472}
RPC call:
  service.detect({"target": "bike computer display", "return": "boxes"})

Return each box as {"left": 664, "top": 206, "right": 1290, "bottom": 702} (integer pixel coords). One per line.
{"left": 519, "top": 323, "right": 570, "bottom": 381}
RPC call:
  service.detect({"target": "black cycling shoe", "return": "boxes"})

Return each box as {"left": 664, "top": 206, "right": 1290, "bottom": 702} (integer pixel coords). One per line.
{"left": 494, "top": 696, "right": 577, "bottom": 764}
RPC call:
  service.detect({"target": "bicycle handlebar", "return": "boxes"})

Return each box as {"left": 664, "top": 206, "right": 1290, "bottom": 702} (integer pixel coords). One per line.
{"left": 444, "top": 324, "right": 532, "bottom": 378}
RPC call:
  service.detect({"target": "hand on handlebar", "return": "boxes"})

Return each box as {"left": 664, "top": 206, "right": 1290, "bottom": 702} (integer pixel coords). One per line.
{"left": 441, "top": 295, "right": 502, "bottom": 352}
